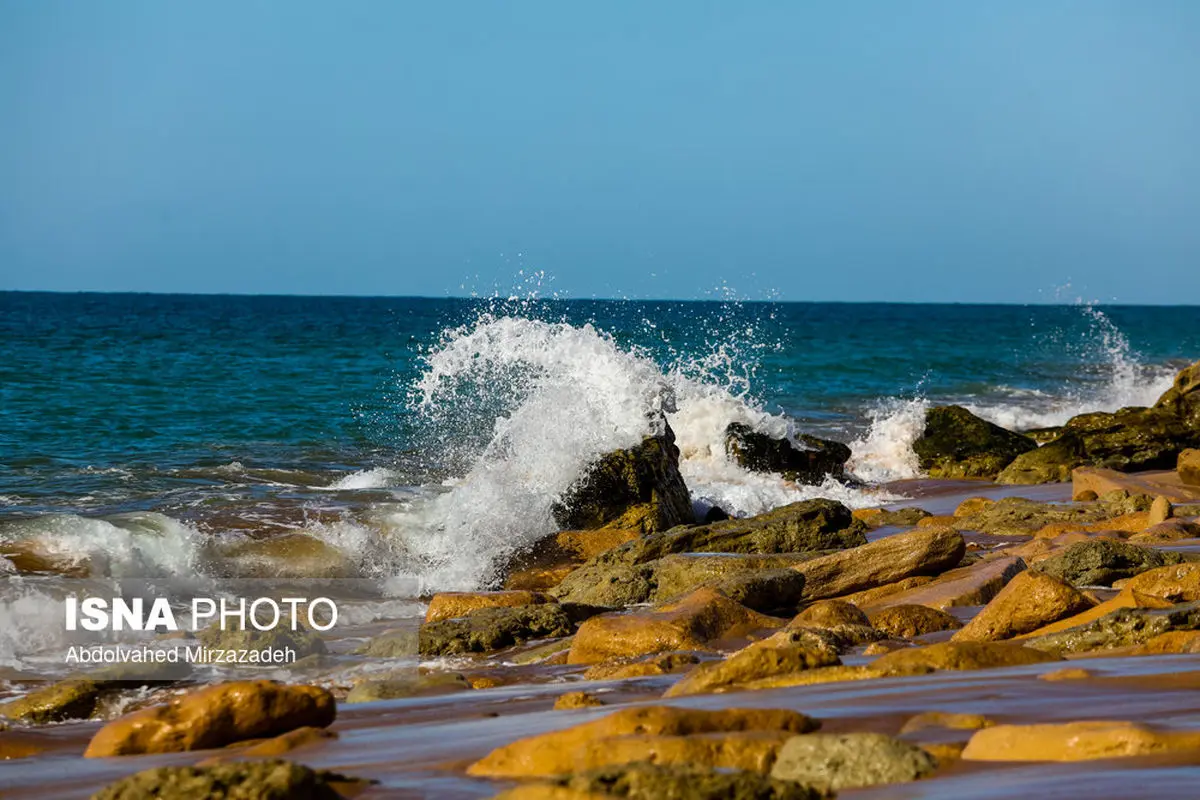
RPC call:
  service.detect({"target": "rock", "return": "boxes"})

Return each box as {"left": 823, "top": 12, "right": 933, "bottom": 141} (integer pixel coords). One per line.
{"left": 1072, "top": 466, "right": 1200, "bottom": 503}
{"left": 869, "top": 605, "right": 962, "bottom": 638}
{"left": 663, "top": 634, "right": 841, "bottom": 697}
{"left": 90, "top": 760, "right": 351, "bottom": 800}
{"left": 551, "top": 422, "right": 694, "bottom": 533}
{"left": 871, "top": 641, "right": 1062, "bottom": 672}
{"left": 84, "top": 681, "right": 336, "bottom": 757}
{"left": 863, "top": 640, "right": 911, "bottom": 655}
{"left": 582, "top": 651, "right": 702, "bottom": 680}
{"left": 504, "top": 529, "right": 641, "bottom": 591}
{"left": 838, "top": 576, "right": 935, "bottom": 607}
{"left": 734, "top": 663, "right": 929, "bottom": 691}
{"left": 954, "top": 497, "right": 995, "bottom": 517}
{"left": 792, "top": 599, "right": 869, "bottom": 628}
{"left": 707, "top": 568, "right": 808, "bottom": 616}
{"left": 1023, "top": 603, "right": 1200, "bottom": 656}
{"left": 913, "top": 405, "right": 1037, "bottom": 479}
{"left": 1154, "top": 359, "right": 1200, "bottom": 425}
{"left": 222, "top": 534, "right": 353, "bottom": 579}
{"left": 567, "top": 589, "right": 783, "bottom": 665}
{"left": 1039, "top": 667, "right": 1094, "bottom": 681}
{"left": 1129, "top": 630, "right": 1200, "bottom": 654}
{"left": 1129, "top": 519, "right": 1200, "bottom": 543}
{"left": 345, "top": 672, "right": 469, "bottom": 703}
{"left": 795, "top": 527, "right": 966, "bottom": 600}
{"left": 1148, "top": 495, "right": 1174, "bottom": 526}
{"left": 198, "top": 623, "right": 327, "bottom": 660}
{"left": 900, "top": 711, "right": 994, "bottom": 734}
{"left": 1123, "top": 562, "right": 1200, "bottom": 601}
{"left": 1021, "top": 587, "right": 1174, "bottom": 638}
{"left": 495, "top": 762, "right": 823, "bottom": 800}
{"left": 466, "top": 706, "right": 819, "bottom": 778}
{"left": 222, "top": 726, "right": 338, "bottom": 758}
{"left": 866, "top": 556, "right": 1026, "bottom": 611}
{"left": 952, "top": 570, "right": 1094, "bottom": 642}
{"left": 770, "top": 732, "right": 937, "bottom": 791}
{"left": 353, "top": 627, "right": 418, "bottom": 658}
{"left": 853, "top": 507, "right": 932, "bottom": 528}
{"left": 953, "top": 496, "right": 1136, "bottom": 537}
{"left": 510, "top": 637, "right": 575, "bottom": 665}
{"left": 0, "top": 731, "right": 47, "bottom": 759}
{"left": 419, "top": 604, "right": 592, "bottom": 657}
{"left": 1180, "top": 449, "right": 1200, "bottom": 486}
{"left": 554, "top": 691, "right": 606, "bottom": 710}
{"left": 962, "top": 720, "right": 1200, "bottom": 762}
{"left": 1035, "top": 539, "right": 1184, "bottom": 587}
{"left": 998, "top": 374, "right": 1200, "bottom": 485}
{"left": 424, "top": 590, "right": 554, "bottom": 623}
{"left": 0, "top": 661, "right": 189, "bottom": 724}
{"left": 725, "top": 422, "right": 851, "bottom": 484}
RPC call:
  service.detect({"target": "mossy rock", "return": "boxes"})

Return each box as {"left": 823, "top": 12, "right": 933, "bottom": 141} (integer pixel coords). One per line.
{"left": 913, "top": 406, "right": 1037, "bottom": 479}
{"left": 1035, "top": 540, "right": 1184, "bottom": 587}
{"left": 418, "top": 604, "right": 602, "bottom": 657}
{"left": 91, "top": 759, "right": 358, "bottom": 800}
{"left": 551, "top": 420, "right": 694, "bottom": 533}
{"left": 1025, "top": 602, "right": 1200, "bottom": 656}
{"left": 198, "top": 624, "right": 327, "bottom": 660}
{"left": 497, "top": 762, "right": 823, "bottom": 800}
{"left": 725, "top": 422, "right": 851, "bottom": 485}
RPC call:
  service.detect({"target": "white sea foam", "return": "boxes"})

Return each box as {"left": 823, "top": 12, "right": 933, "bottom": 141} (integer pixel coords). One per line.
{"left": 326, "top": 467, "right": 398, "bottom": 491}
{"left": 846, "top": 398, "right": 928, "bottom": 483}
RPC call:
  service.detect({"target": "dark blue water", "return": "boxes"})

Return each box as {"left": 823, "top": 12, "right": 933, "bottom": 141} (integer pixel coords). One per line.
{"left": 2, "top": 292, "right": 1198, "bottom": 521}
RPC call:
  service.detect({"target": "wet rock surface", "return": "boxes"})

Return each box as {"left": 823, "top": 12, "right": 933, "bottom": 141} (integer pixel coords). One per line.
{"left": 1036, "top": 539, "right": 1184, "bottom": 587}
{"left": 770, "top": 731, "right": 937, "bottom": 791}
{"left": 496, "top": 762, "right": 824, "bottom": 800}
{"left": 952, "top": 570, "right": 1094, "bottom": 641}
{"left": 90, "top": 760, "right": 354, "bottom": 800}
{"left": 725, "top": 422, "right": 852, "bottom": 485}
{"left": 419, "top": 603, "right": 602, "bottom": 657}
{"left": 795, "top": 527, "right": 966, "bottom": 599}
{"left": 913, "top": 405, "right": 1037, "bottom": 479}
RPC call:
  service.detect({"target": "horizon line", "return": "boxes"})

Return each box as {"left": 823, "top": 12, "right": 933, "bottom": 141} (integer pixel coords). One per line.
{"left": 2, "top": 288, "right": 1198, "bottom": 309}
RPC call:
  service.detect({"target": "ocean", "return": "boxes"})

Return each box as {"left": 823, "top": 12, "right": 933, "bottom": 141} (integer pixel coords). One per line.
{"left": 2, "top": 292, "right": 1199, "bottom": 668}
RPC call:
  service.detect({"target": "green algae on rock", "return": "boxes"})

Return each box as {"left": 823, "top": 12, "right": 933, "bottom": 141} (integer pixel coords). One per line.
{"left": 418, "top": 604, "right": 593, "bottom": 657}
{"left": 770, "top": 731, "right": 937, "bottom": 791}
{"left": 725, "top": 421, "right": 852, "bottom": 484}
{"left": 495, "top": 762, "right": 824, "bottom": 800}
{"left": 1024, "top": 602, "right": 1200, "bottom": 656}
{"left": 913, "top": 405, "right": 1037, "bottom": 479}
{"left": 1036, "top": 539, "right": 1184, "bottom": 587}
{"left": 90, "top": 760, "right": 354, "bottom": 800}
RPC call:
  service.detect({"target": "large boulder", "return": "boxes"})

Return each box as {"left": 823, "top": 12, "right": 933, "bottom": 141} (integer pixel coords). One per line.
{"left": 951, "top": 570, "right": 1094, "bottom": 641}
{"left": 770, "top": 732, "right": 937, "bottom": 791}
{"left": 999, "top": 362, "right": 1200, "bottom": 484}
{"left": 725, "top": 422, "right": 851, "bottom": 484}
{"left": 1035, "top": 539, "right": 1184, "bottom": 587}
{"left": 84, "top": 681, "right": 335, "bottom": 757}
{"left": 567, "top": 589, "right": 783, "bottom": 665}
{"left": 794, "top": 527, "right": 966, "bottom": 600}
{"left": 91, "top": 761, "right": 352, "bottom": 800}
{"left": 913, "top": 406, "right": 1037, "bottom": 479}
{"left": 551, "top": 422, "right": 694, "bottom": 533}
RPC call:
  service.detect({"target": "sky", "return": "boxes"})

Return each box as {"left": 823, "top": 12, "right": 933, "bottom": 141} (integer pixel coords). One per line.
{"left": 1, "top": 2, "right": 1198, "bottom": 303}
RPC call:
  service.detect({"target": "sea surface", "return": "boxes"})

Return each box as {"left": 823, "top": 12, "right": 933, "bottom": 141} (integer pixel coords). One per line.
{"left": 2, "top": 292, "right": 1200, "bottom": 669}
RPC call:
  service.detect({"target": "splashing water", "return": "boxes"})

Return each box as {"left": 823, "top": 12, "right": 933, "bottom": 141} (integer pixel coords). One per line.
{"left": 847, "top": 398, "right": 929, "bottom": 483}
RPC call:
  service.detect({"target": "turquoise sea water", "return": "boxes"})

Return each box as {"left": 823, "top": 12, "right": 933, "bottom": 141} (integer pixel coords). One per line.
{"left": 1, "top": 292, "right": 1199, "bottom": 598}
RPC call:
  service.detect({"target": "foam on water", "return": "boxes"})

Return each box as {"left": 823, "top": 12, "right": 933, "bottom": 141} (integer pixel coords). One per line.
{"left": 326, "top": 467, "right": 399, "bottom": 491}
{"left": 846, "top": 398, "right": 928, "bottom": 483}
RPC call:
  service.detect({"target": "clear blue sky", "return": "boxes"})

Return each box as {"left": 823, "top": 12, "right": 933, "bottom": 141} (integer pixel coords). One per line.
{"left": 1, "top": 2, "right": 1198, "bottom": 302}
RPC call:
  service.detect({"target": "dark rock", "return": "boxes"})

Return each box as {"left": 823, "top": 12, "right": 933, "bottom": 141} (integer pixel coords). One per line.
{"left": 90, "top": 760, "right": 353, "bottom": 800}
{"left": 1036, "top": 540, "right": 1184, "bottom": 587}
{"left": 725, "top": 422, "right": 851, "bottom": 484}
{"left": 770, "top": 732, "right": 937, "bottom": 791}
{"left": 418, "top": 604, "right": 602, "bottom": 657}
{"left": 1025, "top": 602, "right": 1200, "bottom": 655}
{"left": 913, "top": 406, "right": 1038, "bottom": 479}
{"left": 710, "top": 569, "right": 808, "bottom": 617}
{"left": 353, "top": 628, "right": 418, "bottom": 658}
{"left": 1154, "top": 360, "right": 1200, "bottom": 426}
{"left": 552, "top": 421, "right": 694, "bottom": 533}
{"left": 198, "top": 624, "right": 327, "bottom": 660}
{"left": 1180, "top": 449, "right": 1200, "bottom": 487}
{"left": 503, "top": 762, "right": 823, "bottom": 800}
{"left": 346, "top": 672, "right": 469, "bottom": 702}
{"left": 703, "top": 505, "right": 730, "bottom": 523}
{"left": 864, "top": 507, "right": 933, "bottom": 528}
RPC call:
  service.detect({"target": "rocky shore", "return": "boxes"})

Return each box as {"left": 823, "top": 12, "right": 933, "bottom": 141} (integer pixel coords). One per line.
{"left": 3, "top": 360, "right": 1200, "bottom": 798}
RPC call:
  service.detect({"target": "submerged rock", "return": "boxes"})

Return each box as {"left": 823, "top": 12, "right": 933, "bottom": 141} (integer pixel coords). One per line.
{"left": 952, "top": 570, "right": 1094, "bottom": 641}
{"left": 1035, "top": 539, "right": 1184, "bottom": 587}
{"left": 795, "top": 527, "right": 966, "bottom": 600}
{"left": 912, "top": 406, "right": 1037, "bottom": 479}
{"left": 725, "top": 422, "right": 851, "bottom": 484}
{"left": 84, "top": 680, "right": 335, "bottom": 757}
{"left": 495, "top": 762, "right": 823, "bottom": 800}
{"left": 551, "top": 422, "right": 694, "bottom": 533}
{"left": 582, "top": 651, "right": 703, "bottom": 680}
{"left": 467, "top": 705, "right": 818, "bottom": 778}
{"left": 0, "top": 661, "right": 190, "bottom": 725}
{"left": 91, "top": 760, "right": 352, "bottom": 800}
{"left": 568, "top": 589, "right": 783, "bottom": 665}
{"left": 198, "top": 623, "right": 327, "bottom": 660}
{"left": 770, "top": 732, "right": 937, "bottom": 791}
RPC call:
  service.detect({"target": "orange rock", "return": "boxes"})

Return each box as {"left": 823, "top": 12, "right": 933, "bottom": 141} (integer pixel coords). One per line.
{"left": 867, "top": 556, "right": 1026, "bottom": 612}
{"left": 553, "top": 691, "right": 606, "bottom": 710}
{"left": 1020, "top": 587, "right": 1174, "bottom": 638}
{"left": 795, "top": 527, "right": 965, "bottom": 600}
{"left": 954, "top": 497, "right": 995, "bottom": 517}
{"left": 900, "top": 711, "right": 994, "bottom": 734}
{"left": 84, "top": 681, "right": 335, "bottom": 757}
{"left": 1122, "top": 563, "right": 1200, "bottom": 602}
{"left": 962, "top": 720, "right": 1200, "bottom": 761}
{"left": 871, "top": 641, "right": 1061, "bottom": 673}
{"left": 868, "top": 605, "right": 962, "bottom": 639}
{"left": 503, "top": 529, "right": 641, "bottom": 591}
{"left": 567, "top": 589, "right": 784, "bottom": 665}
{"left": 0, "top": 731, "right": 47, "bottom": 759}
{"left": 1039, "top": 667, "right": 1094, "bottom": 681}
{"left": 792, "top": 599, "right": 869, "bottom": 629}
{"left": 466, "top": 706, "right": 818, "bottom": 778}
{"left": 1129, "top": 631, "right": 1200, "bottom": 655}
{"left": 917, "top": 515, "right": 958, "bottom": 528}
{"left": 663, "top": 632, "right": 840, "bottom": 697}
{"left": 952, "top": 570, "right": 1094, "bottom": 642}
{"left": 837, "top": 576, "right": 934, "bottom": 608}
{"left": 582, "top": 651, "right": 702, "bottom": 680}
{"left": 424, "top": 591, "right": 553, "bottom": 624}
